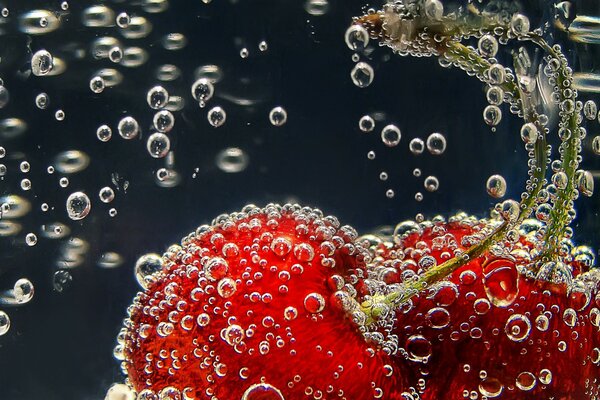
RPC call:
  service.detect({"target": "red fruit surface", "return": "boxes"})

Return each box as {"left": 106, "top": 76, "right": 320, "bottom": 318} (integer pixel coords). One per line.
{"left": 119, "top": 204, "right": 409, "bottom": 399}
{"left": 365, "top": 215, "right": 600, "bottom": 400}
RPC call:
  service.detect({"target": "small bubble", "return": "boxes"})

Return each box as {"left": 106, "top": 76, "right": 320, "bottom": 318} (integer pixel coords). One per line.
{"left": 25, "top": 233, "right": 37, "bottom": 246}
{"left": 520, "top": 123, "right": 538, "bottom": 144}
{"left": 379, "top": 171, "right": 388, "bottom": 181}
{"left": 116, "top": 12, "right": 130, "bottom": 28}
{"left": 258, "top": 41, "right": 268, "bottom": 52}
{"left": 0, "top": 311, "right": 10, "bottom": 336}
{"left": 415, "top": 192, "right": 423, "bottom": 201}
{"left": 409, "top": 138, "right": 425, "bottom": 155}
{"left": 20, "top": 179, "right": 32, "bottom": 191}
{"left": 381, "top": 125, "right": 401, "bottom": 147}
{"left": 240, "top": 48, "right": 249, "bottom": 58}
{"left": 483, "top": 105, "right": 502, "bottom": 126}
{"left": 99, "top": 187, "right": 115, "bottom": 203}
{"left": 344, "top": 24, "right": 369, "bottom": 51}
{"left": 31, "top": 50, "right": 53, "bottom": 76}
{"left": 269, "top": 107, "right": 288, "bottom": 126}
{"left": 592, "top": 136, "right": 600, "bottom": 155}
{"left": 216, "top": 147, "right": 249, "bottom": 173}
{"left": 358, "top": 115, "right": 375, "bottom": 132}
{"left": 153, "top": 110, "right": 175, "bottom": 133}
{"left": 135, "top": 253, "right": 163, "bottom": 289}
{"left": 413, "top": 168, "right": 421, "bottom": 177}
{"left": 55, "top": 110, "right": 65, "bottom": 121}
{"left": 424, "top": 176, "right": 439, "bottom": 192}
{"left": 386, "top": 189, "right": 395, "bottom": 198}
{"left": 20, "top": 161, "right": 30, "bottom": 173}
{"left": 478, "top": 34, "right": 498, "bottom": 57}
{"left": 108, "top": 47, "right": 123, "bottom": 63}
{"left": 350, "top": 62, "right": 374, "bottom": 88}
{"left": 486, "top": 175, "right": 507, "bottom": 198}
{"left": 207, "top": 106, "right": 226, "bottom": 127}
{"left": 147, "top": 86, "right": 169, "bottom": 110}
{"left": 66, "top": 192, "right": 91, "bottom": 221}
{"left": 53, "top": 270, "right": 72, "bottom": 292}
{"left": 118, "top": 116, "right": 140, "bottom": 139}
{"left": 89, "top": 76, "right": 105, "bottom": 93}
{"left": 146, "top": 133, "right": 171, "bottom": 158}
{"left": 191, "top": 78, "right": 214, "bottom": 107}
{"left": 426, "top": 133, "right": 446, "bottom": 155}
{"left": 96, "top": 125, "right": 112, "bottom": 142}
{"left": 367, "top": 150, "right": 376, "bottom": 160}
{"left": 109, "top": 208, "right": 117, "bottom": 217}
{"left": 0, "top": 85, "right": 9, "bottom": 109}
{"left": 35, "top": 93, "right": 49, "bottom": 109}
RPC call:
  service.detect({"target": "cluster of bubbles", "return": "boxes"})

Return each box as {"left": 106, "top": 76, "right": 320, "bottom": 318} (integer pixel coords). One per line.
{"left": 357, "top": 113, "right": 447, "bottom": 200}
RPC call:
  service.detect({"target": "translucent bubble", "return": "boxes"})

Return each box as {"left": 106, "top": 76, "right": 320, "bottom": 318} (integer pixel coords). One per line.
{"left": 258, "top": 41, "right": 268, "bottom": 52}
{"left": 105, "top": 384, "right": 135, "bottom": 400}
{"left": 89, "top": 76, "right": 105, "bottom": 93}
{"left": 367, "top": 150, "right": 376, "bottom": 160}
{"left": 592, "top": 136, "right": 600, "bottom": 155}
{"left": 350, "top": 62, "right": 374, "bottom": 88}
{"left": 504, "top": 314, "right": 531, "bottom": 342}
{"left": 98, "top": 187, "right": 115, "bottom": 204}
{"left": 478, "top": 34, "right": 498, "bottom": 57}
{"left": 386, "top": 189, "right": 395, "bottom": 198}
{"left": 486, "top": 86, "right": 504, "bottom": 105}
{"left": 426, "top": 133, "right": 446, "bottom": 155}
{"left": 409, "top": 138, "right": 425, "bottom": 155}
{"left": 135, "top": 253, "right": 163, "bottom": 289}
{"left": 147, "top": 86, "right": 169, "bottom": 109}
{"left": 415, "top": 192, "right": 423, "bottom": 201}
{"left": 118, "top": 116, "right": 140, "bottom": 139}
{"left": 381, "top": 125, "right": 401, "bottom": 147}
{"left": 162, "top": 33, "right": 187, "bottom": 51}
{"left": 241, "top": 383, "right": 284, "bottom": 400}
{"left": 0, "top": 86, "right": 9, "bottom": 109}
{"left": 413, "top": 168, "right": 421, "bottom": 177}
{"left": 217, "top": 277, "right": 237, "bottom": 298}
{"left": 20, "top": 179, "right": 31, "bottom": 191}
{"left": 156, "top": 64, "right": 181, "bottom": 82}
{"left": 584, "top": 100, "right": 597, "bottom": 120}
{"left": 116, "top": 12, "right": 130, "bottom": 28}
{"left": 216, "top": 147, "right": 249, "bottom": 173}
{"left": 0, "top": 311, "right": 9, "bottom": 336}
{"left": 55, "top": 110, "right": 65, "bottom": 121}
{"left": 25, "top": 233, "right": 37, "bottom": 246}
{"left": 424, "top": 176, "right": 439, "bottom": 192}
{"left": 55, "top": 150, "right": 90, "bottom": 174}
{"left": 35, "top": 93, "right": 49, "bottom": 109}
{"left": 96, "top": 125, "right": 112, "bottom": 142}
{"left": 576, "top": 170, "right": 594, "bottom": 197}
{"left": 359, "top": 115, "right": 375, "bottom": 132}
{"left": 53, "top": 270, "right": 72, "bottom": 292}
{"left": 344, "top": 24, "right": 369, "bottom": 51}
{"left": 304, "top": 0, "right": 329, "bottom": 16}
{"left": 424, "top": 0, "right": 444, "bottom": 20}
{"left": 488, "top": 64, "right": 505, "bottom": 85}
{"left": 66, "top": 192, "right": 91, "bottom": 221}
{"left": 191, "top": 78, "right": 214, "bottom": 107}
{"left": 520, "top": 122, "right": 538, "bottom": 144}
{"left": 153, "top": 110, "right": 175, "bottom": 133}
{"left": 304, "top": 292, "right": 326, "bottom": 313}
{"left": 108, "top": 46, "right": 123, "bottom": 63}
{"left": 539, "top": 369, "right": 552, "bottom": 385}
{"left": 204, "top": 257, "right": 229, "bottom": 281}
{"left": 240, "top": 48, "right": 249, "bottom": 58}
{"left": 146, "top": 133, "right": 171, "bottom": 158}
{"left": 406, "top": 334, "right": 433, "bottom": 362}
{"left": 13, "top": 278, "right": 34, "bottom": 304}
{"left": 486, "top": 175, "right": 507, "bottom": 198}
{"left": 20, "top": 161, "right": 30, "bottom": 173}
{"left": 483, "top": 105, "right": 502, "bottom": 126}
{"left": 379, "top": 172, "right": 388, "bottom": 181}
{"left": 31, "top": 50, "right": 53, "bottom": 76}
{"left": 269, "top": 107, "right": 288, "bottom": 126}
{"left": 108, "top": 208, "right": 117, "bottom": 217}
{"left": 510, "top": 13, "right": 530, "bottom": 35}
{"left": 207, "top": 106, "right": 226, "bottom": 127}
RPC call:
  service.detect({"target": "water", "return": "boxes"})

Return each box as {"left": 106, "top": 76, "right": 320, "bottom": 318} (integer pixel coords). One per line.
{"left": 1, "top": 0, "right": 600, "bottom": 399}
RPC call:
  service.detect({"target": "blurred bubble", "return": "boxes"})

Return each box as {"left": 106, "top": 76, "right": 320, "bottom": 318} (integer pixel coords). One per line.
{"left": 216, "top": 148, "right": 249, "bottom": 173}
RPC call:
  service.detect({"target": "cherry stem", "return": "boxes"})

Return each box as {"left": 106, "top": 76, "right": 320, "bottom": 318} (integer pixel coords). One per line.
{"left": 354, "top": 6, "right": 581, "bottom": 324}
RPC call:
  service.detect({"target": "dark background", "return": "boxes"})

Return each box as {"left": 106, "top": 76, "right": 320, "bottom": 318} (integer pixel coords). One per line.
{"left": 0, "top": 0, "right": 599, "bottom": 398}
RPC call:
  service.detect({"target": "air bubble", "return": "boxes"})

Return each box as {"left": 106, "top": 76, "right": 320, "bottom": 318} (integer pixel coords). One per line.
{"left": 359, "top": 115, "right": 375, "bottom": 132}
{"left": 66, "top": 192, "right": 91, "bottom": 221}
{"left": 381, "top": 125, "right": 401, "bottom": 147}
{"left": 426, "top": 133, "right": 446, "bottom": 155}
{"left": 483, "top": 105, "right": 502, "bottom": 126}
{"left": 478, "top": 34, "right": 498, "bottom": 57}
{"left": 269, "top": 107, "right": 288, "bottom": 126}
{"left": 191, "top": 78, "right": 214, "bottom": 107}
{"left": 99, "top": 187, "right": 115, "bottom": 203}
{"left": 409, "top": 138, "right": 425, "bottom": 155}
{"left": 344, "top": 25, "right": 369, "bottom": 51}
{"left": 216, "top": 147, "right": 249, "bottom": 173}
{"left": 147, "top": 86, "right": 169, "bottom": 109}
{"left": 207, "top": 106, "right": 226, "bottom": 127}
{"left": 153, "top": 110, "right": 175, "bottom": 133}
{"left": 118, "top": 116, "right": 140, "bottom": 139}
{"left": 135, "top": 253, "right": 163, "bottom": 289}
{"left": 31, "top": 50, "right": 53, "bottom": 76}
{"left": 350, "top": 62, "right": 374, "bottom": 88}
{"left": 0, "top": 311, "right": 9, "bottom": 336}
{"left": 89, "top": 76, "right": 105, "bottom": 93}
{"left": 96, "top": 125, "right": 112, "bottom": 142}
{"left": 424, "top": 176, "right": 439, "bottom": 192}
{"left": 486, "top": 175, "right": 507, "bottom": 198}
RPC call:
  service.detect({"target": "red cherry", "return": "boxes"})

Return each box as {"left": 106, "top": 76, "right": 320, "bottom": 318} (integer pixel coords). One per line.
{"left": 366, "top": 216, "right": 600, "bottom": 399}
{"left": 118, "top": 204, "right": 409, "bottom": 399}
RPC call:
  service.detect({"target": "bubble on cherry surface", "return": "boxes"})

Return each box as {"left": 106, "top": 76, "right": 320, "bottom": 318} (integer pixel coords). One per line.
{"left": 66, "top": 192, "right": 91, "bottom": 221}
{"left": 241, "top": 383, "right": 285, "bottom": 400}
{"left": 104, "top": 383, "right": 135, "bottom": 400}
{"left": 134, "top": 253, "right": 164, "bottom": 290}
{"left": 504, "top": 314, "right": 532, "bottom": 342}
